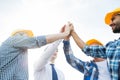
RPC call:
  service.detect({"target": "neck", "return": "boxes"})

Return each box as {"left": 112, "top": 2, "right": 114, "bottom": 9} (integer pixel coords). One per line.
{"left": 93, "top": 58, "right": 105, "bottom": 62}
{"left": 50, "top": 60, "right": 55, "bottom": 64}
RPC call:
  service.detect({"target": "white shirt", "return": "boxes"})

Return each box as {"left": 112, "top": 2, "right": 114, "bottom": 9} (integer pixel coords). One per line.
{"left": 34, "top": 40, "right": 65, "bottom": 80}
{"left": 95, "top": 60, "right": 111, "bottom": 80}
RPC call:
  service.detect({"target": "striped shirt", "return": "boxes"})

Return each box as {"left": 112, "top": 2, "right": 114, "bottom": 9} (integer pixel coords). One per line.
{"left": 0, "top": 35, "right": 47, "bottom": 80}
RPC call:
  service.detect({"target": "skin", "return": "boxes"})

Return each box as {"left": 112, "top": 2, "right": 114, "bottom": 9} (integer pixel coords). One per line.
{"left": 67, "top": 13, "right": 120, "bottom": 62}
{"left": 109, "top": 14, "right": 120, "bottom": 33}
{"left": 65, "top": 22, "right": 105, "bottom": 62}
{"left": 13, "top": 23, "right": 71, "bottom": 45}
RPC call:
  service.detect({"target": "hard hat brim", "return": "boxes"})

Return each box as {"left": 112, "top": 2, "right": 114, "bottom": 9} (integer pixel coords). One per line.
{"left": 105, "top": 8, "right": 120, "bottom": 25}
{"left": 86, "top": 39, "right": 103, "bottom": 46}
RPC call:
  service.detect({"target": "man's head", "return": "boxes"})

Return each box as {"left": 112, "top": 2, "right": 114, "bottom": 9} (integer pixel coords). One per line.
{"left": 86, "top": 39, "right": 105, "bottom": 62}
{"left": 105, "top": 8, "right": 120, "bottom": 33}
{"left": 11, "top": 29, "right": 34, "bottom": 37}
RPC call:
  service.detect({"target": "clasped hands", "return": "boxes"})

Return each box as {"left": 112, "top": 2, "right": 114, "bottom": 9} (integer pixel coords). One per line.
{"left": 60, "top": 22, "right": 75, "bottom": 40}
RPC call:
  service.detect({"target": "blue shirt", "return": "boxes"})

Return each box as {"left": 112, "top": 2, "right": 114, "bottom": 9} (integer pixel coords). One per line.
{"left": 82, "top": 39, "right": 120, "bottom": 80}
{"left": 0, "top": 35, "right": 47, "bottom": 80}
{"left": 63, "top": 40, "right": 99, "bottom": 80}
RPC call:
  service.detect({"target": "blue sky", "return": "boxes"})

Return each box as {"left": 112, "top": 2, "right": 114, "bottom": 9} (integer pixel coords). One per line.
{"left": 0, "top": 0, "right": 120, "bottom": 80}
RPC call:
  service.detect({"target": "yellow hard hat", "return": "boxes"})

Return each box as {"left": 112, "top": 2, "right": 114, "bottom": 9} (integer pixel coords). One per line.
{"left": 86, "top": 39, "right": 103, "bottom": 46}
{"left": 11, "top": 29, "right": 34, "bottom": 37}
{"left": 105, "top": 8, "right": 120, "bottom": 25}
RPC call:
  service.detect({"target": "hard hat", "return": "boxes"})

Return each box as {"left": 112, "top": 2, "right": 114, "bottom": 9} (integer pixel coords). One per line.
{"left": 11, "top": 29, "right": 34, "bottom": 37}
{"left": 86, "top": 39, "right": 106, "bottom": 58}
{"left": 105, "top": 8, "right": 120, "bottom": 25}
{"left": 86, "top": 39, "right": 103, "bottom": 46}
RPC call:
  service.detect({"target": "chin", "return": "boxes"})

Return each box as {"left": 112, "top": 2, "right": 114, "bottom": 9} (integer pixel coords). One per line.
{"left": 113, "top": 30, "right": 120, "bottom": 33}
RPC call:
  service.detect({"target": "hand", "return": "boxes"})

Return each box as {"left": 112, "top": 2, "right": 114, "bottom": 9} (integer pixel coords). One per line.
{"left": 67, "top": 22, "right": 75, "bottom": 35}
{"left": 64, "top": 34, "right": 71, "bottom": 40}
{"left": 64, "top": 23, "right": 71, "bottom": 36}
{"left": 60, "top": 25, "right": 66, "bottom": 33}
{"left": 63, "top": 22, "right": 73, "bottom": 40}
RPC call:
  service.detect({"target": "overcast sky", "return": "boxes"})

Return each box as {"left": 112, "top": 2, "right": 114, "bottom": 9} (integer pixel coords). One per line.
{"left": 0, "top": 0, "right": 120, "bottom": 80}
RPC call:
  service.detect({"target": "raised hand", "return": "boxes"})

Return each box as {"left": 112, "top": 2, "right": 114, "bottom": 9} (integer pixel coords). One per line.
{"left": 60, "top": 25, "right": 66, "bottom": 33}
{"left": 60, "top": 23, "right": 71, "bottom": 36}
{"left": 68, "top": 22, "right": 75, "bottom": 33}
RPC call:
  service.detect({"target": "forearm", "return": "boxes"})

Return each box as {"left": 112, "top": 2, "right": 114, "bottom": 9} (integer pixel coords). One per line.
{"left": 63, "top": 40, "right": 85, "bottom": 73}
{"left": 63, "top": 40, "right": 83, "bottom": 69}
{"left": 64, "top": 48, "right": 85, "bottom": 73}
{"left": 71, "top": 31, "right": 86, "bottom": 49}
{"left": 46, "top": 32, "right": 68, "bottom": 43}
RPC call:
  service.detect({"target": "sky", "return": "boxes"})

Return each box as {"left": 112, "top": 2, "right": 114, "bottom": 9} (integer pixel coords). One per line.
{"left": 0, "top": 0, "right": 120, "bottom": 80}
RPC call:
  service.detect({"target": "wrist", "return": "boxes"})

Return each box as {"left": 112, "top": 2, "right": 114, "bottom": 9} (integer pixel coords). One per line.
{"left": 64, "top": 38, "right": 70, "bottom": 40}
{"left": 64, "top": 31, "right": 69, "bottom": 36}
{"left": 71, "top": 31, "right": 76, "bottom": 35}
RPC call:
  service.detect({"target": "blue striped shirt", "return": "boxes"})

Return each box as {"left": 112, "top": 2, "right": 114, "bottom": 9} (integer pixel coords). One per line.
{"left": 63, "top": 40, "right": 99, "bottom": 80}
{"left": 83, "top": 39, "right": 120, "bottom": 80}
{"left": 0, "top": 35, "right": 47, "bottom": 80}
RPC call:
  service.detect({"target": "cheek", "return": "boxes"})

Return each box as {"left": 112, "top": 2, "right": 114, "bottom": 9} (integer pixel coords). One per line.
{"left": 116, "top": 17, "right": 120, "bottom": 22}
{"left": 113, "top": 16, "right": 120, "bottom": 23}
{"left": 116, "top": 20, "right": 120, "bottom": 25}
{"left": 118, "top": 19, "right": 120, "bottom": 24}
{"left": 53, "top": 54, "right": 57, "bottom": 57}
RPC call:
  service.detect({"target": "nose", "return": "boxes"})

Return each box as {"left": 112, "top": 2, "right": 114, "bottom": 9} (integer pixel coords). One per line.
{"left": 109, "top": 21, "right": 115, "bottom": 27}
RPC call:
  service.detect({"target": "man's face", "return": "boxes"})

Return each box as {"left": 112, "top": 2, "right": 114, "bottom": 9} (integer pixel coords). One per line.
{"left": 51, "top": 52, "right": 57, "bottom": 59}
{"left": 109, "top": 14, "right": 120, "bottom": 33}
{"left": 50, "top": 50, "right": 58, "bottom": 61}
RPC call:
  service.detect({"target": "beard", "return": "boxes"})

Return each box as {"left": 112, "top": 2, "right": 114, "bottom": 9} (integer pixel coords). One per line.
{"left": 113, "top": 21, "right": 120, "bottom": 33}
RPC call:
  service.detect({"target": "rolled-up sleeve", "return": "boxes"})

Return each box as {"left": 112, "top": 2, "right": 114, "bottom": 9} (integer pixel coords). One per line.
{"left": 35, "top": 36, "right": 47, "bottom": 47}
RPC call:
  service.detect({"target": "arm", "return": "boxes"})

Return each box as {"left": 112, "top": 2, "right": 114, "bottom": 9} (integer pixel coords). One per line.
{"left": 69, "top": 23, "right": 106, "bottom": 58}
{"left": 46, "top": 24, "right": 70, "bottom": 43}
{"left": 8, "top": 24, "right": 70, "bottom": 49}
{"left": 63, "top": 40, "right": 85, "bottom": 73}
{"left": 34, "top": 40, "right": 62, "bottom": 71}
{"left": 8, "top": 35, "right": 47, "bottom": 49}
{"left": 82, "top": 45, "right": 107, "bottom": 58}
{"left": 71, "top": 30, "right": 86, "bottom": 49}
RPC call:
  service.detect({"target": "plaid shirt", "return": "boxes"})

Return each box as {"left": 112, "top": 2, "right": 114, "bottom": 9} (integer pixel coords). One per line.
{"left": 0, "top": 35, "right": 46, "bottom": 80}
{"left": 83, "top": 39, "right": 120, "bottom": 80}
{"left": 63, "top": 40, "right": 99, "bottom": 80}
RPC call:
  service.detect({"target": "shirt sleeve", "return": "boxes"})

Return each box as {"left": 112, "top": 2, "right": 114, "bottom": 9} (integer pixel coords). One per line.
{"left": 34, "top": 39, "right": 62, "bottom": 71}
{"left": 82, "top": 45, "right": 107, "bottom": 59}
{"left": 4, "top": 36, "right": 47, "bottom": 49}
{"left": 63, "top": 40, "right": 85, "bottom": 73}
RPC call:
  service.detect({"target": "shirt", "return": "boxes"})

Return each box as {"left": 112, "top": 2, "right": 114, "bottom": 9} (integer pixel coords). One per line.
{"left": 95, "top": 60, "right": 111, "bottom": 80}
{"left": 34, "top": 40, "right": 65, "bottom": 80}
{"left": 63, "top": 40, "right": 99, "bottom": 80}
{"left": 0, "top": 35, "right": 47, "bottom": 80}
{"left": 63, "top": 40, "right": 111, "bottom": 80}
{"left": 82, "top": 38, "right": 120, "bottom": 80}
